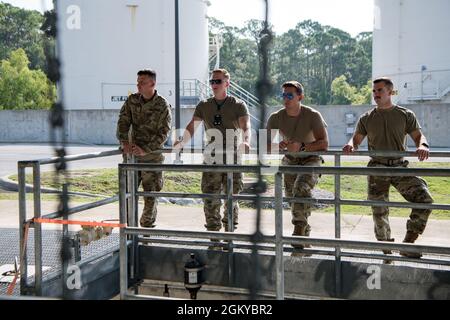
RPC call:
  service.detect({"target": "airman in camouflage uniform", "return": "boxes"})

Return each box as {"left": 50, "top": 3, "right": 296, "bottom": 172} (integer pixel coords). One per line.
{"left": 344, "top": 77, "right": 433, "bottom": 259}
{"left": 201, "top": 171, "right": 244, "bottom": 231}
{"left": 281, "top": 156, "right": 322, "bottom": 238}
{"left": 117, "top": 69, "right": 172, "bottom": 228}
{"left": 174, "top": 69, "right": 250, "bottom": 237}
{"left": 267, "top": 81, "right": 329, "bottom": 256}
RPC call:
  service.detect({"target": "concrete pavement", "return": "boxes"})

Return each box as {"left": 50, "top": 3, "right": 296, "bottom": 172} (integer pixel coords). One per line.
{"left": 0, "top": 143, "right": 121, "bottom": 177}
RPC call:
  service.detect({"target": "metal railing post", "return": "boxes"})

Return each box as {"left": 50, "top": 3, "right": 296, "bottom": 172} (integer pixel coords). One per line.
{"left": 334, "top": 154, "right": 342, "bottom": 298}
{"left": 18, "top": 163, "right": 28, "bottom": 294}
{"left": 126, "top": 155, "right": 136, "bottom": 280}
{"left": 32, "top": 162, "right": 43, "bottom": 296}
{"left": 274, "top": 172, "right": 284, "bottom": 300}
{"left": 226, "top": 172, "right": 234, "bottom": 233}
{"left": 133, "top": 160, "right": 140, "bottom": 289}
{"left": 61, "top": 184, "right": 70, "bottom": 300}
{"left": 226, "top": 171, "right": 234, "bottom": 284}
{"left": 119, "top": 166, "right": 128, "bottom": 299}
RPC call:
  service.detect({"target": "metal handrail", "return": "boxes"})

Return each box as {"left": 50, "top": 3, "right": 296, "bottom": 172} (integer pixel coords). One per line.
{"left": 17, "top": 148, "right": 450, "bottom": 166}
{"left": 121, "top": 163, "right": 450, "bottom": 176}
{"left": 17, "top": 148, "right": 124, "bottom": 296}
{"left": 17, "top": 148, "right": 450, "bottom": 299}
{"left": 125, "top": 227, "right": 450, "bottom": 256}
{"left": 229, "top": 81, "right": 260, "bottom": 105}
{"left": 117, "top": 150, "right": 450, "bottom": 300}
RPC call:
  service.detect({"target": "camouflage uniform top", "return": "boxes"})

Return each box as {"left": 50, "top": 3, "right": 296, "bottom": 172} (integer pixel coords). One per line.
{"left": 355, "top": 105, "right": 421, "bottom": 161}
{"left": 116, "top": 91, "right": 172, "bottom": 161}
{"left": 267, "top": 105, "right": 327, "bottom": 159}
{"left": 193, "top": 95, "right": 249, "bottom": 145}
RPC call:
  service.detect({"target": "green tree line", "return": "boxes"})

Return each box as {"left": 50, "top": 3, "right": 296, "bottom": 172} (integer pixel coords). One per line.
{"left": 209, "top": 18, "right": 372, "bottom": 105}
{"left": 0, "top": 3, "right": 55, "bottom": 110}
{"left": 0, "top": 3, "right": 372, "bottom": 109}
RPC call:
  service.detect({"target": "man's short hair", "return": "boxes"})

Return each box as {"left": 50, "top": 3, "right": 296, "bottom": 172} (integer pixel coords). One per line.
{"left": 212, "top": 68, "right": 230, "bottom": 81}
{"left": 282, "top": 81, "right": 304, "bottom": 95}
{"left": 373, "top": 77, "right": 394, "bottom": 90}
{"left": 137, "top": 69, "right": 156, "bottom": 80}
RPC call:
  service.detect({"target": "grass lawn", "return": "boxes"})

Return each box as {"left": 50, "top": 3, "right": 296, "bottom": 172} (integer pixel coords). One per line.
{"left": 317, "top": 161, "right": 450, "bottom": 219}
{"left": 0, "top": 192, "right": 103, "bottom": 203}
{"left": 8, "top": 161, "right": 450, "bottom": 218}
{"left": 8, "top": 170, "right": 202, "bottom": 198}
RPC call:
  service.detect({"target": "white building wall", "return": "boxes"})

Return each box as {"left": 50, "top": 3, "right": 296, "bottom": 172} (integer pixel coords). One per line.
{"left": 373, "top": 0, "right": 450, "bottom": 104}
{"left": 57, "top": 0, "right": 209, "bottom": 110}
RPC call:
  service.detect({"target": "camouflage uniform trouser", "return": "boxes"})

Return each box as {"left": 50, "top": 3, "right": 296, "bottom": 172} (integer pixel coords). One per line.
{"left": 282, "top": 156, "right": 322, "bottom": 236}
{"left": 367, "top": 160, "right": 433, "bottom": 241}
{"left": 137, "top": 156, "right": 163, "bottom": 228}
{"left": 201, "top": 171, "right": 243, "bottom": 231}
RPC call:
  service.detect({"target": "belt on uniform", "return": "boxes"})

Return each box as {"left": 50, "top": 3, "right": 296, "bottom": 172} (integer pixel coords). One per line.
{"left": 371, "top": 158, "right": 405, "bottom": 166}
{"left": 285, "top": 154, "right": 324, "bottom": 164}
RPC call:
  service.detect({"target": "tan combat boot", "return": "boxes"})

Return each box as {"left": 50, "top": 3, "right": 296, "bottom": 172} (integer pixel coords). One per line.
{"left": 208, "top": 238, "right": 223, "bottom": 251}
{"left": 291, "top": 225, "right": 311, "bottom": 257}
{"left": 381, "top": 238, "right": 395, "bottom": 254}
{"left": 399, "top": 231, "right": 422, "bottom": 258}
{"left": 381, "top": 238, "right": 395, "bottom": 264}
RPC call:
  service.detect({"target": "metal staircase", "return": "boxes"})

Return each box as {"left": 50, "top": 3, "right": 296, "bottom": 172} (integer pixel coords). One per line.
{"left": 180, "top": 78, "right": 263, "bottom": 126}
{"left": 406, "top": 70, "right": 450, "bottom": 102}
{"left": 176, "top": 34, "right": 266, "bottom": 126}
{"left": 209, "top": 35, "right": 223, "bottom": 71}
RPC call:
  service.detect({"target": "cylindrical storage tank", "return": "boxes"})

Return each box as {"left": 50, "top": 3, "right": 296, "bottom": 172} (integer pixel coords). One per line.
{"left": 373, "top": 0, "right": 450, "bottom": 104}
{"left": 180, "top": 0, "right": 209, "bottom": 84}
{"left": 57, "top": 0, "right": 209, "bottom": 110}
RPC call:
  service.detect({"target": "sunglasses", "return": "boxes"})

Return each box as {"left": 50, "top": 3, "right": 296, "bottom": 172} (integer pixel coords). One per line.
{"left": 209, "top": 79, "right": 223, "bottom": 85}
{"left": 281, "top": 92, "right": 295, "bottom": 100}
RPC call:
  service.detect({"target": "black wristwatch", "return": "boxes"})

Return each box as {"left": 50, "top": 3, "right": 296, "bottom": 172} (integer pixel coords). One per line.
{"left": 421, "top": 142, "right": 429, "bottom": 148}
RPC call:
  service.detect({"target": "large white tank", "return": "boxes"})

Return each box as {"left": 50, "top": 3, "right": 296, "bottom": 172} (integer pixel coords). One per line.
{"left": 373, "top": 0, "right": 450, "bottom": 104}
{"left": 57, "top": 0, "right": 209, "bottom": 109}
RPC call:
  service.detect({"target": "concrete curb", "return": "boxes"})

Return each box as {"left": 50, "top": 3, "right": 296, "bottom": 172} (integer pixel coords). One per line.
{"left": 0, "top": 175, "right": 22, "bottom": 192}
{"left": 0, "top": 174, "right": 199, "bottom": 204}
{"left": 0, "top": 174, "right": 106, "bottom": 198}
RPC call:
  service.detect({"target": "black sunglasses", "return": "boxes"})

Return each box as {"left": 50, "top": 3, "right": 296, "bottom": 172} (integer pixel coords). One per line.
{"left": 209, "top": 79, "right": 223, "bottom": 85}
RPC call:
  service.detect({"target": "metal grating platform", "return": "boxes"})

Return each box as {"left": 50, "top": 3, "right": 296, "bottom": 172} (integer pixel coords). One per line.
{"left": 0, "top": 228, "right": 119, "bottom": 296}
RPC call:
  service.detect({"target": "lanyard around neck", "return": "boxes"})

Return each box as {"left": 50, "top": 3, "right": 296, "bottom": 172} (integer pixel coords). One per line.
{"left": 213, "top": 96, "right": 228, "bottom": 111}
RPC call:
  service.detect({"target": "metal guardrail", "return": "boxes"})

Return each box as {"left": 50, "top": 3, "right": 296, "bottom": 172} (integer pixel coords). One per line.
{"left": 16, "top": 148, "right": 450, "bottom": 299}
{"left": 117, "top": 150, "right": 450, "bottom": 300}
{"left": 17, "top": 149, "right": 123, "bottom": 296}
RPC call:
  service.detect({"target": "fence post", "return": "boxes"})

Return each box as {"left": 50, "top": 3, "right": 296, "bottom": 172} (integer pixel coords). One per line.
{"left": 275, "top": 172, "right": 285, "bottom": 300}
{"left": 334, "top": 154, "right": 342, "bottom": 297}
{"left": 32, "top": 162, "right": 42, "bottom": 296}
{"left": 119, "top": 166, "right": 128, "bottom": 299}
